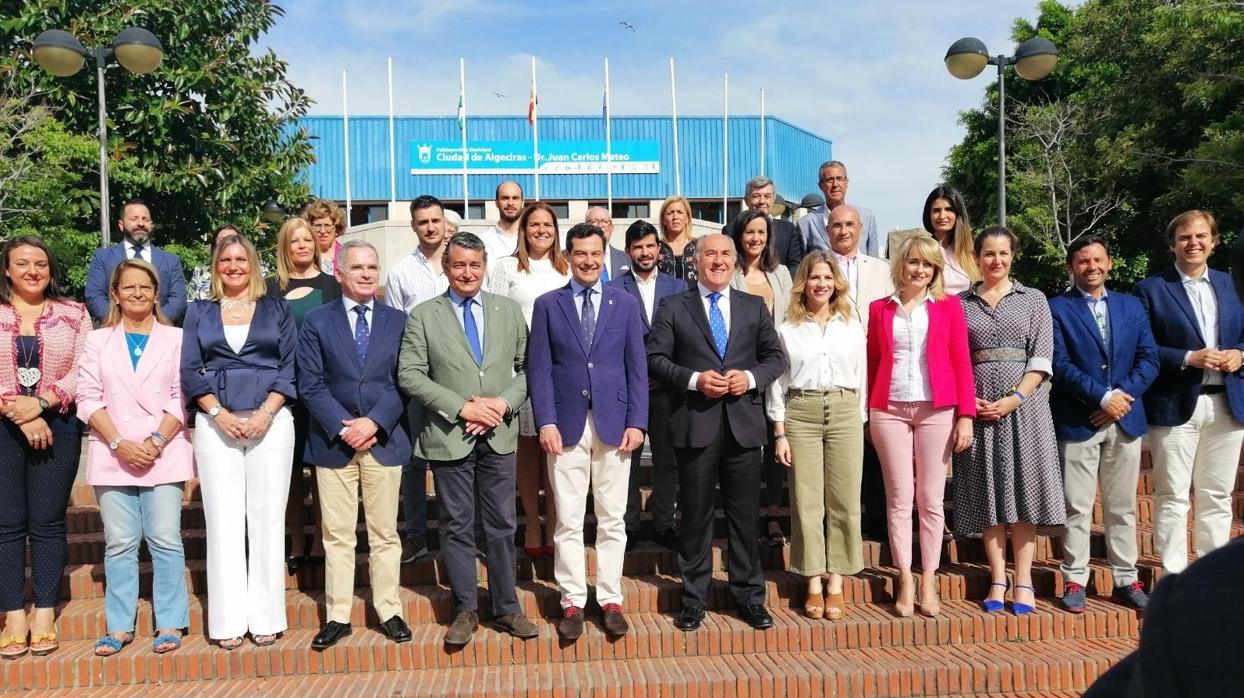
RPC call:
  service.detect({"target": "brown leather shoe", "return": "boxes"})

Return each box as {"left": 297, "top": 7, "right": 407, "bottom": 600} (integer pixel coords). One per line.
{"left": 444, "top": 611, "right": 479, "bottom": 646}
{"left": 557, "top": 607, "right": 584, "bottom": 640}
{"left": 492, "top": 613, "right": 539, "bottom": 639}
{"left": 600, "top": 603, "right": 629, "bottom": 637}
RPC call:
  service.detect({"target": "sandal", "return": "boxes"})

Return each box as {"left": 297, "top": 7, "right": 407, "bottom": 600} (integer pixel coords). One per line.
{"left": 251, "top": 633, "right": 278, "bottom": 646}
{"left": 804, "top": 586, "right": 825, "bottom": 619}
{"left": 0, "top": 633, "right": 28, "bottom": 660}
{"left": 29, "top": 630, "right": 58, "bottom": 656}
{"left": 94, "top": 633, "right": 132, "bottom": 657}
{"left": 1012, "top": 584, "right": 1037, "bottom": 615}
{"left": 153, "top": 631, "right": 182, "bottom": 654}
{"left": 825, "top": 591, "right": 846, "bottom": 621}
{"left": 982, "top": 581, "right": 1009, "bottom": 613}
{"left": 218, "top": 636, "right": 244, "bottom": 651}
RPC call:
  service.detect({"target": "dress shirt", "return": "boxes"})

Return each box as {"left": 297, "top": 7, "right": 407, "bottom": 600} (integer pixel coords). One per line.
{"left": 834, "top": 251, "right": 861, "bottom": 302}
{"left": 1179, "top": 268, "right": 1224, "bottom": 386}
{"left": 447, "top": 288, "right": 485, "bottom": 350}
{"left": 128, "top": 241, "right": 146, "bottom": 261}
{"left": 634, "top": 271, "right": 659, "bottom": 324}
{"left": 1077, "top": 286, "right": 1121, "bottom": 407}
{"left": 887, "top": 293, "right": 934, "bottom": 403}
{"left": 479, "top": 225, "right": 519, "bottom": 261}
{"left": 384, "top": 247, "right": 447, "bottom": 314}
{"left": 342, "top": 296, "right": 374, "bottom": 340}
{"left": 569, "top": 278, "right": 604, "bottom": 326}
{"left": 685, "top": 284, "right": 756, "bottom": 392}
{"left": 765, "top": 316, "right": 867, "bottom": 423}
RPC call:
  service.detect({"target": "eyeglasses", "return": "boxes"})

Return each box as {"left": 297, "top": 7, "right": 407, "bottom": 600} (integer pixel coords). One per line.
{"left": 118, "top": 284, "right": 156, "bottom": 296}
{"left": 819, "top": 176, "right": 848, "bottom": 185}
{"left": 586, "top": 219, "right": 612, "bottom": 226}
{"left": 311, "top": 223, "right": 336, "bottom": 231}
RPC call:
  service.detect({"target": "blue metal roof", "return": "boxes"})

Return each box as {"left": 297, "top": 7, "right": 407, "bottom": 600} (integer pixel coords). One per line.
{"left": 294, "top": 115, "right": 832, "bottom": 203}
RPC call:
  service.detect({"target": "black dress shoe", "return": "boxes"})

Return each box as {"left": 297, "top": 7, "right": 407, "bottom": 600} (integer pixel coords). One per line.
{"left": 380, "top": 616, "right": 412, "bottom": 643}
{"left": 310, "top": 621, "right": 351, "bottom": 650}
{"left": 676, "top": 606, "right": 706, "bottom": 632}
{"left": 738, "top": 605, "right": 773, "bottom": 630}
{"left": 655, "top": 529, "right": 680, "bottom": 553}
{"left": 401, "top": 536, "right": 429, "bottom": 564}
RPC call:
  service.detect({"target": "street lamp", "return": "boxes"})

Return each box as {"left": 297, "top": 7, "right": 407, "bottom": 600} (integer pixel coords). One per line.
{"left": 945, "top": 36, "right": 1058, "bottom": 226}
{"left": 32, "top": 27, "right": 164, "bottom": 247}
{"left": 262, "top": 201, "right": 287, "bottom": 224}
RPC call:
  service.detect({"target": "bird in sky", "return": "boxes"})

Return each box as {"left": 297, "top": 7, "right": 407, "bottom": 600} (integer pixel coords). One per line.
{"left": 490, "top": 91, "right": 508, "bottom": 98}
{"left": 619, "top": 21, "right": 636, "bottom": 31}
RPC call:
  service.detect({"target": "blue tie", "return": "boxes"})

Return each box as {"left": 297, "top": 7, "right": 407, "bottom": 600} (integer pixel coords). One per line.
{"left": 580, "top": 288, "right": 597, "bottom": 349}
{"left": 600, "top": 261, "right": 610, "bottom": 284}
{"left": 352, "top": 305, "right": 370, "bottom": 361}
{"left": 132, "top": 243, "right": 144, "bottom": 260}
{"left": 708, "top": 292, "right": 728, "bottom": 358}
{"left": 462, "top": 297, "right": 483, "bottom": 365}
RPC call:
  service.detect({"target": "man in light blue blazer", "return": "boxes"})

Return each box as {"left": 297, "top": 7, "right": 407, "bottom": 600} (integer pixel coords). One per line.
{"left": 85, "top": 199, "right": 187, "bottom": 324}
{"left": 1050, "top": 236, "right": 1159, "bottom": 613}
{"left": 1135, "top": 210, "right": 1244, "bottom": 575}
{"left": 296, "top": 240, "right": 412, "bottom": 650}
{"left": 528, "top": 223, "right": 647, "bottom": 640}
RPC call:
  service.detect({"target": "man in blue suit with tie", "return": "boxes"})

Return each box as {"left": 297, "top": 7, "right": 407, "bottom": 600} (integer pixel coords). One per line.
{"left": 84, "top": 199, "right": 187, "bottom": 323}
{"left": 613, "top": 220, "right": 686, "bottom": 550}
{"left": 295, "top": 240, "right": 413, "bottom": 650}
{"left": 1135, "top": 210, "right": 1244, "bottom": 575}
{"left": 1050, "top": 236, "right": 1159, "bottom": 613}
{"left": 528, "top": 223, "right": 648, "bottom": 640}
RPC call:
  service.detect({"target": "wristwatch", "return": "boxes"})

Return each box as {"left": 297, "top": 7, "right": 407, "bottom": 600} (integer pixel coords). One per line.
{"left": 36, "top": 396, "right": 50, "bottom": 411}
{"left": 208, "top": 405, "right": 222, "bottom": 419}
{"left": 109, "top": 436, "right": 122, "bottom": 451}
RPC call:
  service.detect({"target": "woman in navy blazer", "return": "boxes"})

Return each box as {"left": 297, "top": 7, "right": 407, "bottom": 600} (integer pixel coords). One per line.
{"left": 180, "top": 235, "right": 297, "bottom": 650}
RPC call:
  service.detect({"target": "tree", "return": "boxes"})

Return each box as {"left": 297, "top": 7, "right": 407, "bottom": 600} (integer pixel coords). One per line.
{"left": 0, "top": 1, "right": 314, "bottom": 287}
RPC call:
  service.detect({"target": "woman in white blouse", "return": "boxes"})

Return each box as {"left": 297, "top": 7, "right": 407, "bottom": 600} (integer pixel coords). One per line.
{"left": 487, "top": 201, "right": 571, "bottom": 558}
{"left": 770, "top": 250, "right": 867, "bottom": 620}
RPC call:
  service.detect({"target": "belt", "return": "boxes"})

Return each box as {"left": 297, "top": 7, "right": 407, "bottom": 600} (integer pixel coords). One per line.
{"left": 1202, "top": 385, "right": 1227, "bottom": 395}
{"left": 787, "top": 387, "right": 856, "bottom": 398}
{"left": 970, "top": 348, "right": 1028, "bottom": 365}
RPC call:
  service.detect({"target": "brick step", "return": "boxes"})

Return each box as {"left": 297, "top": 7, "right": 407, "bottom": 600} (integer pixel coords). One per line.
{"left": 2, "top": 630, "right": 1136, "bottom": 694}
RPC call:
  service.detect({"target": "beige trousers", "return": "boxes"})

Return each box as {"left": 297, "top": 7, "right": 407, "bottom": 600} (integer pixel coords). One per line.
{"left": 1058, "top": 423, "right": 1141, "bottom": 587}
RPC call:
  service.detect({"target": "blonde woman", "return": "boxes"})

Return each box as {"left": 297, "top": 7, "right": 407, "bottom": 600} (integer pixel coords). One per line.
{"left": 769, "top": 251, "right": 866, "bottom": 620}
{"left": 656, "top": 195, "right": 698, "bottom": 284}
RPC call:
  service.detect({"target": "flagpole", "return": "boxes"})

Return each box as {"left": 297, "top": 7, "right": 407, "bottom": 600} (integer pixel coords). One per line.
{"left": 342, "top": 70, "right": 352, "bottom": 230}
{"left": 759, "top": 87, "right": 765, "bottom": 179}
{"left": 460, "top": 58, "right": 469, "bottom": 220}
{"left": 531, "top": 56, "right": 540, "bottom": 201}
{"left": 387, "top": 57, "right": 396, "bottom": 203}
{"left": 669, "top": 58, "right": 681, "bottom": 197}
{"left": 604, "top": 57, "right": 612, "bottom": 215}
{"left": 722, "top": 73, "right": 728, "bottom": 224}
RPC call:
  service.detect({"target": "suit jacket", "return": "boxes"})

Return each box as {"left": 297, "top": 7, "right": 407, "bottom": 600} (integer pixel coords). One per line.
{"left": 730, "top": 265, "right": 793, "bottom": 323}
{"left": 1135, "top": 267, "right": 1244, "bottom": 425}
{"left": 180, "top": 296, "right": 297, "bottom": 412}
{"left": 722, "top": 218, "right": 805, "bottom": 276}
{"left": 611, "top": 270, "right": 685, "bottom": 337}
{"left": 397, "top": 290, "right": 528, "bottom": 460}
{"left": 646, "top": 287, "right": 787, "bottom": 449}
{"left": 85, "top": 243, "right": 188, "bottom": 324}
{"left": 77, "top": 323, "right": 194, "bottom": 486}
{"left": 605, "top": 247, "right": 631, "bottom": 284}
{"left": 296, "top": 300, "right": 412, "bottom": 467}
{"left": 866, "top": 295, "right": 976, "bottom": 415}
{"left": 851, "top": 254, "right": 895, "bottom": 330}
{"left": 1050, "top": 289, "right": 1159, "bottom": 441}
{"left": 796, "top": 204, "right": 882, "bottom": 258}
{"left": 527, "top": 283, "right": 648, "bottom": 446}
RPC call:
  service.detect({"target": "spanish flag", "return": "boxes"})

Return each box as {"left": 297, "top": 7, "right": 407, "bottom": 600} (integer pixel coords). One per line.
{"left": 527, "top": 82, "right": 538, "bottom": 126}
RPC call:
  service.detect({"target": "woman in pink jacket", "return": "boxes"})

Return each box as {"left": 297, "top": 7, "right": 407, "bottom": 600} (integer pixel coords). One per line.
{"left": 866, "top": 235, "right": 976, "bottom": 618}
{"left": 77, "top": 259, "right": 193, "bottom": 656}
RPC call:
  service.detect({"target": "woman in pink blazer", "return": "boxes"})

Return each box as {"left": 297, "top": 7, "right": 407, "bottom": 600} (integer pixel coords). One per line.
{"left": 77, "top": 259, "right": 193, "bottom": 657}
{"left": 866, "top": 235, "right": 976, "bottom": 618}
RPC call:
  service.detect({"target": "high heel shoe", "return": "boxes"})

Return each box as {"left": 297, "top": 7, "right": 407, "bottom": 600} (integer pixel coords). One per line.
{"left": 918, "top": 587, "right": 941, "bottom": 617}
{"left": 893, "top": 577, "right": 915, "bottom": 618}
{"left": 1012, "top": 584, "right": 1037, "bottom": 615}
{"left": 804, "top": 586, "right": 825, "bottom": 620}
{"left": 982, "top": 582, "right": 1008, "bottom": 613}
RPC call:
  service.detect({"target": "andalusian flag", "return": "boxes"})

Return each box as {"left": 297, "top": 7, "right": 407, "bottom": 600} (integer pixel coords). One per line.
{"left": 456, "top": 92, "right": 465, "bottom": 131}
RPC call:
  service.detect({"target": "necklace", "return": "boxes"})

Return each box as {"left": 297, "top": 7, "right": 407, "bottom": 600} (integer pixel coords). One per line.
{"left": 125, "top": 331, "right": 149, "bottom": 358}
{"left": 220, "top": 297, "right": 255, "bottom": 321}
{"left": 16, "top": 336, "right": 40, "bottom": 391}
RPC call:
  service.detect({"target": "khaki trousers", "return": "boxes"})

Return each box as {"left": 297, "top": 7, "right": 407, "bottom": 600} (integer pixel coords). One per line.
{"left": 786, "top": 389, "right": 864, "bottom": 576}
{"left": 1058, "top": 424, "right": 1141, "bottom": 587}
{"left": 316, "top": 452, "right": 403, "bottom": 624}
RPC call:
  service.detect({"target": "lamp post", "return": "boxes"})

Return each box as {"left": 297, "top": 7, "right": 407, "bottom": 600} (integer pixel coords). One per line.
{"left": 945, "top": 36, "right": 1058, "bottom": 226}
{"left": 31, "top": 28, "right": 164, "bottom": 248}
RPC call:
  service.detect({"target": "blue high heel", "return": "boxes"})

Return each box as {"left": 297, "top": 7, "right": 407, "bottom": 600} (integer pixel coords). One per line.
{"left": 1012, "top": 584, "right": 1037, "bottom": 615}
{"left": 982, "top": 581, "right": 1008, "bottom": 613}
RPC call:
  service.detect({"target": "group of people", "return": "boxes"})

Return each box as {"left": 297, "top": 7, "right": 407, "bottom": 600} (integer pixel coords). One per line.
{"left": 0, "top": 160, "right": 1239, "bottom": 660}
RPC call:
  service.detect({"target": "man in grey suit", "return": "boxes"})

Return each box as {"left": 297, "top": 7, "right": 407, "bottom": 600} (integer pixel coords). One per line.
{"left": 796, "top": 160, "right": 882, "bottom": 257}
{"left": 397, "top": 232, "right": 539, "bottom": 647}
{"left": 584, "top": 207, "right": 632, "bottom": 283}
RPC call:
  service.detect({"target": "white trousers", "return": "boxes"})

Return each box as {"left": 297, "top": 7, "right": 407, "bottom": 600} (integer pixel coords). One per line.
{"left": 1149, "top": 393, "right": 1244, "bottom": 574}
{"left": 548, "top": 412, "right": 631, "bottom": 609}
{"left": 196, "top": 408, "right": 295, "bottom": 639}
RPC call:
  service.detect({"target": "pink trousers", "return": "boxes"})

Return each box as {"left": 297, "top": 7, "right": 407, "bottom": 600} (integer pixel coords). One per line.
{"left": 869, "top": 402, "right": 954, "bottom": 572}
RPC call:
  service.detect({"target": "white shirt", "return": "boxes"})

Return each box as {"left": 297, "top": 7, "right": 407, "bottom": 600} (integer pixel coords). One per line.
{"left": 487, "top": 256, "right": 570, "bottom": 327}
{"left": 1180, "top": 267, "right": 1224, "bottom": 386}
{"left": 342, "top": 296, "right": 374, "bottom": 340}
{"left": 385, "top": 247, "right": 448, "bottom": 314}
{"left": 634, "top": 271, "right": 659, "bottom": 324}
{"left": 888, "top": 293, "right": 934, "bottom": 403}
{"left": 223, "top": 323, "right": 249, "bottom": 355}
{"left": 479, "top": 225, "right": 519, "bottom": 262}
{"left": 766, "top": 316, "right": 867, "bottom": 423}
{"left": 685, "top": 284, "right": 756, "bottom": 392}
{"left": 128, "top": 241, "right": 147, "bottom": 261}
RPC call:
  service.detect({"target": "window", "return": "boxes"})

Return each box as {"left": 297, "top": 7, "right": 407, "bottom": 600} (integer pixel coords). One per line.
{"left": 546, "top": 201, "right": 570, "bottom": 219}
{"left": 444, "top": 202, "right": 487, "bottom": 221}
{"left": 366, "top": 205, "right": 388, "bottom": 223}
{"left": 612, "top": 201, "right": 649, "bottom": 219}
{"left": 690, "top": 201, "right": 723, "bottom": 224}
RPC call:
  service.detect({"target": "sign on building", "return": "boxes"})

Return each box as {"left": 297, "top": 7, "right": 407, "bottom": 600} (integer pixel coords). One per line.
{"left": 410, "top": 140, "right": 660, "bottom": 175}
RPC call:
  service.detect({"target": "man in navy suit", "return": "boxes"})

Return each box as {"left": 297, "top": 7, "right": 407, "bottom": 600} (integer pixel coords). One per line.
{"left": 1050, "top": 236, "right": 1159, "bottom": 613}
{"left": 613, "top": 220, "right": 686, "bottom": 550}
{"left": 1136, "top": 210, "right": 1244, "bottom": 575}
{"left": 85, "top": 199, "right": 187, "bottom": 323}
{"left": 583, "top": 207, "right": 632, "bottom": 282}
{"left": 528, "top": 223, "right": 648, "bottom": 640}
{"left": 647, "top": 233, "right": 787, "bottom": 632}
{"left": 295, "top": 240, "right": 412, "bottom": 650}
{"left": 720, "top": 176, "right": 805, "bottom": 275}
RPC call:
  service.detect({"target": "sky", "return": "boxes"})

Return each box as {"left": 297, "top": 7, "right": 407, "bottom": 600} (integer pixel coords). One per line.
{"left": 261, "top": 0, "right": 1049, "bottom": 234}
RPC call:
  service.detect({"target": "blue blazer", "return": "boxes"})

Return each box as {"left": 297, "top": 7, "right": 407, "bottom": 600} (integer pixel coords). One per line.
{"left": 85, "top": 243, "right": 187, "bottom": 324}
{"left": 527, "top": 283, "right": 648, "bottom": 447}
{"left": 1050, "top": 288, "right": 1159, "bottom": 441}
{"left": 1135, "top": 267, "right": 1244, "bottom": 426}
{"left": 296, "top": 300, "right": 411, "bottom": 467}
{"left": 180, "top": 296, "right": 297, "bottom": 412}
{"left": 611, "top": 270, "right": 685, "bottom": 337}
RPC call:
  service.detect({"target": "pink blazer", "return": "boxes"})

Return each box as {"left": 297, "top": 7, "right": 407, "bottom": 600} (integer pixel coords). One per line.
{"left": 866, "top": 294, "right": 976, "bottom": 416}
{"left": 0, "top": 301, "right": 89, "bottom": 410}
{"left": 77, "top": 323, "right": 194, "bottom": 486}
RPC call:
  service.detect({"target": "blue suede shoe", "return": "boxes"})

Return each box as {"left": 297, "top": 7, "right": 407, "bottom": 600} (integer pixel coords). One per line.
{"left": 982, "top": 581, "right": 1008, "bottom": 613}
{"left": 1061, "top": 582, "right": 1087, "bottom": 613}
{"left": 1112, "top": 581, "right": 1149, "bottom": 611}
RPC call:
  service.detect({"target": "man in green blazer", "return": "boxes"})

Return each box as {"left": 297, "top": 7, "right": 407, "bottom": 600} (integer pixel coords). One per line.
{"left": 397, "top": 231, "right": 538, "bottom": 647}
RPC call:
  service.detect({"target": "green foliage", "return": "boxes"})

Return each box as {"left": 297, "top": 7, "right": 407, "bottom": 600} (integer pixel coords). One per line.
{"left": 0, "top": 0, "right": 313, "bottom": 286}
{"left": 943, "top": 0, "right": 1244, "bottom": 293}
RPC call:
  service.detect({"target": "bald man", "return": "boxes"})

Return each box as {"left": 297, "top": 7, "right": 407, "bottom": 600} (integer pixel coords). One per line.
{"left": 478, "top": 181, "right": 525, "bottom": 260}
